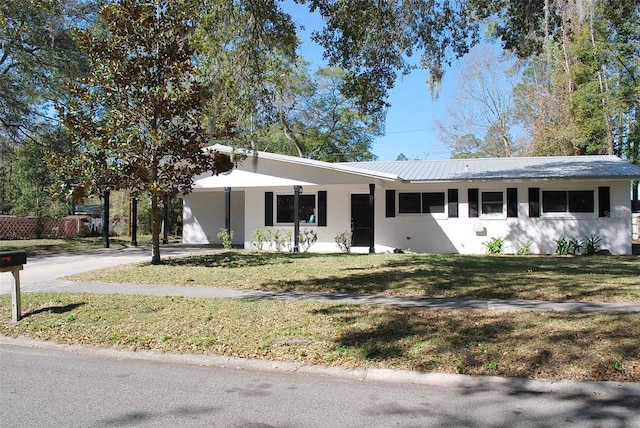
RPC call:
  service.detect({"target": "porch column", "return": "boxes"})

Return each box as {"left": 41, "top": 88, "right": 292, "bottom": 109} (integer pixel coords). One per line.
{"left": 224, "top": 187, "right": 231, "bottom": 234}
{"left": 293, "top": 185, "right": 301, "bottom": 252}
{"left": 130, "top": 197, "right": 138, "bottom": 247}
{"left": 369, "top": 183, "right": 375, "bottom": 253}
{"left": 102, "top": 189, "right": 110, "bottom": 249}
{"left": 162, "top": 199, "right": 169, "bottom": 244}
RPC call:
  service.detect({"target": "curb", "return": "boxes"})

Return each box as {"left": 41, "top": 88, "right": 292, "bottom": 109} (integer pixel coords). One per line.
{"left": 2, "top": 335, "right": 639, "bottom": 397}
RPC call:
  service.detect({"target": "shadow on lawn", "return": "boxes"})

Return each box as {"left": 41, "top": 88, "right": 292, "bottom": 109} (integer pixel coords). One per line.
{"left": 161, "top": 251, "right": 356, "bottom": 269}
{"left": 270, "top": 254, "right": 640, "bottom": 301}
{"left": 22, "top": 302, "right": 86, "bottom": 318}
{"left": 311, "top": 305, "right": 640, "bottom": 382}
{"left": 314, "top": 304, "right": 516, "bottom": 372}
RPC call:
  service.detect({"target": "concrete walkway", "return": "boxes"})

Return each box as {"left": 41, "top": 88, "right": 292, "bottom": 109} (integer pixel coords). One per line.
{"left": 2, "top": 244, "right": 639, "bottom": 313}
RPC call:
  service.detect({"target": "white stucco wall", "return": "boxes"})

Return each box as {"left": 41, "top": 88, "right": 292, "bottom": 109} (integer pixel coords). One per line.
{"left": 183, "top": 191, "right": 245, "bottom": 245}
{"left": 184, "top": 173, "right": 634, "bottom": 255}
{"left": 374, "top": 180, "right": 632, "bottom": 255}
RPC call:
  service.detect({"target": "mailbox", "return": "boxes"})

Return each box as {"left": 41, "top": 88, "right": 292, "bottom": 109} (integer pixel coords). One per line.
{"left": 0, "top": 250, "right": 27, "bottom": 268}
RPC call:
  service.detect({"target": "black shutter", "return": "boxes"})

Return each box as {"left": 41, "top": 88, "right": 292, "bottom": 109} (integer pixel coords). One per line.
{"left": 507, "top": 188, "right": 518, "bottom": 217}
{"left": 264, "top": 192, "right": 273, "bottom": 226}
{"left": 468, "top": 188, "right": 479, "bottom": 218}
{"left": 528, "top": 187, "right": 540, "bottom": 218}
{"left": 448, "top": 189, "right": 458, "bottom": 218}
{"left": 385, "top": 190, "right": 396, "bottom": 217}
{"left": 598, "top": 187, "right": 610, "bottom": 217}
{"left": 318, "top": 191, "right": 327, "bottom": 226}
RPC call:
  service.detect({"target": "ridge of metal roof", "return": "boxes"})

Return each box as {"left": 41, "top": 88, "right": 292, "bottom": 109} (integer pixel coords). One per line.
{"left": 340, "top": 155, "right": 640, "bottom": 181}
{"left": 207, "top": 144, "right": 401, "bottom": 181}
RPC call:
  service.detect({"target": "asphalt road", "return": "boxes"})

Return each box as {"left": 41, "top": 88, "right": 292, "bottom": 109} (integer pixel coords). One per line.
{"left": 2, "top": 342, "right": 639, "bottom": 428}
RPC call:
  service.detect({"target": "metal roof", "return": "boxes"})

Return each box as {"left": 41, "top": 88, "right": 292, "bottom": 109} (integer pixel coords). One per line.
{"left": 341, "top": 156, "right": 640, "bottom": 182}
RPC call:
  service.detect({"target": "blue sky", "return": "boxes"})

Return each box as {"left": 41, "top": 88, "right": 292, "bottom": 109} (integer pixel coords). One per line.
{"left": 285, "top": 1, "right": 457, "bottom": 161}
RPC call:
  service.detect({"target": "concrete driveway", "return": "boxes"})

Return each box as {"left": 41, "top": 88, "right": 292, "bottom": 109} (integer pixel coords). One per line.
{"left": 0, "top": 244, "right": 215, "bottom": 294}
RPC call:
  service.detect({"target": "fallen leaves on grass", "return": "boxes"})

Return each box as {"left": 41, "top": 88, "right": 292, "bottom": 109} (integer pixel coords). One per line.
{"left": 1, "top": 292, "right": 639, "bottom": 382}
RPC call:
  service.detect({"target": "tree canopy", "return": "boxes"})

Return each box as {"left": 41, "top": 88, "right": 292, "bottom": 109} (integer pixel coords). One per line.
{"left": 54, "top": 0, "right": 236, "bottom": 263}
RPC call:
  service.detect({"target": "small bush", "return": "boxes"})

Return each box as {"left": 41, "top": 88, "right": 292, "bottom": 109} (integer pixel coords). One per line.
{"left": 272, "top": 228, "right": 291, "bottom": 252}
{"left": 299, "top": 229, "right": 317, "bottom": 252}
{"left": 483, "top": 237, "right": 504, "bottom": 254}
{"left": 583, "top": 234, "right": 602, "bottom": 255}
{"left": 335, "top": 230, "right": 352, "bottom": 253}
{"left": 516, "top": 240, "right": 532, "bottom": 255}
{"left": 567, "top": 238, "right": 582, "bottom": 255}
{"left": 555, "top": 236, "right": 583, "bottom": 255}
{"left": 216, "top": 228, "right": 233, "bottom": 249}
{"left": 251, "top": 227, "right": 268, "bottom": 250}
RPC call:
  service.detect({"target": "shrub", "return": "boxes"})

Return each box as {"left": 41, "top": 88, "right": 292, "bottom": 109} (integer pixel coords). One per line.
{"left": 516, "top": 240, "right": 532, "bottom": 255}
{"left": 299, "top": 228, "right": 317, "bottom": 252}
{"left": 554, "top": 236, "right": 570, "bottom": 255}
{"left": 583, "top": 234, "right": 602, "bottom": 255}
{"left": 555, "top": 236, "right": 582, "bottom": 255}
{"left": 251, "top": 227, "right": 268, "bottom": 250}
{"left": 216, "top": 228, "right": 233, "bottom": 249}
{"left": 334, "top": 230, "right": 352, "bottom": 253}
{"left": 272, "top": 228, "right": 291, "bottom": 252}
{"left": 483, "top": 236, "right": 504, "bottom": 254}
{"left": 567, "top": 238, "right": 582, "bottom": 255}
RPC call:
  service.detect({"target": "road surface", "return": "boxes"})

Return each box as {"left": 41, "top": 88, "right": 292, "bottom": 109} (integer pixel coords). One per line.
{"left": 2, "top": 341, "right": 639, "bottom": 427}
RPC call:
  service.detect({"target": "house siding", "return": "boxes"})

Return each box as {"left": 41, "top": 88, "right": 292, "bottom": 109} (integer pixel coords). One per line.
{"left": 374, "top": 180, "right": 632, "bottom": 255}
{"left": 184, "top": 148, "right": 637, "bottom": 255}
{"left": 184, "top": 179, "right": 632, "bottom": 254}
{"left": 183, "top": 191, "right": 245, "bottom": 245}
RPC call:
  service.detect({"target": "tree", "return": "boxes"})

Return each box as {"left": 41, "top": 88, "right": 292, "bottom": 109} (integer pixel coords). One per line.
{"left": 54, "top": 0, "right": 233, "bottom": 264}
{"left": 304, "top": 0, "right": 484, "bottom": 112}
{"left": 7, "top": 129, "right": 70, "bottom": 217}
{"left": 511, "top": 0, "right": 639, "bottom": 159}
{"left": 262, "top": 65, "right": 380, "bottom": 162}
{"left": 0, "top": 0, "right": 91, "bottom": 143}
{"left": 438, "top": 45, "right": 526, "bottom": 158}
{"left": 0, "top": 1, "right": 93, "bottom": 216}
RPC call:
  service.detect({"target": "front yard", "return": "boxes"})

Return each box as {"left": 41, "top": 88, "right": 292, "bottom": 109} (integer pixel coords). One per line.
{"left": 2, "top": 250, "right": 639, "bottom": 382}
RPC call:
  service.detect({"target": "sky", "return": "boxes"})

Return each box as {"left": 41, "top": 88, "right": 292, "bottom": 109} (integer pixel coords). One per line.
{"left": 284, "top": 1, "right": 458, "bottom": 161}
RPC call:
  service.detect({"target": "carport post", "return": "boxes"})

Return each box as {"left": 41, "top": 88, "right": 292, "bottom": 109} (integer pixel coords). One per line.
{"left": 162, "top": 199, "right": 169, "bottom": 245}
{"left": 130, "top": 197, "right": 138, "bottom": 247}
{"left": 102, "top": 189, "right": 110, "bottom": 248}
{"left": 224, "top": 187, "right": 231, "bottom": 234}
{"left": 369, "top": 183, "right": 375, "bottom": 253}
{"left": 293, "top": 185, "right": 301, "bottom": 252}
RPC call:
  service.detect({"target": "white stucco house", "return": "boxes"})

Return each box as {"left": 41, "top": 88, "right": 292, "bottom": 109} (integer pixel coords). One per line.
{"left": 183, "top": 144, "right": 640, "bottom": 255}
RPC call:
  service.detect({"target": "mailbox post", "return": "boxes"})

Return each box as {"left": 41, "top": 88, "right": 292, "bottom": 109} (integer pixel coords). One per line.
{"left": 0, "top": 250, "right": 27, "bottom": 322}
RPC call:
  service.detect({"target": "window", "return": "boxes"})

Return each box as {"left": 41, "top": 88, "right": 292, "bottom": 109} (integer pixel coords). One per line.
{"left": 422, "top": 192, "right": 445, "bottom": 214}
{"left": 398, "top": 192, "right": 421, "bottom": 214}
{"left": 398, "top": 192, "right": 446, "bottom": 214}
{"left": 481, "top": 191, "right": 504, "bottom": 215}
{"left": 542, "top": 190, "right": 594, "bottom": 214}
{"left": 276, "top": 194, "right": 316, "bottom": 223}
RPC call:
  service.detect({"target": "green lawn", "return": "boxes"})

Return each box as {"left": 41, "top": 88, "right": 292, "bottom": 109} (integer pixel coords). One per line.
{"left": 67, "top": 251, "right": 640, "bottom": 303}
{"left": 1, "top": 292, "right": 638, "bottom": 382}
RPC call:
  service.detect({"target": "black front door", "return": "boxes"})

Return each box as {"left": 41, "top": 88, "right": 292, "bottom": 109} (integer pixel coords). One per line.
{"left": 351, "top": 194, "right": 372, "bottom": 247}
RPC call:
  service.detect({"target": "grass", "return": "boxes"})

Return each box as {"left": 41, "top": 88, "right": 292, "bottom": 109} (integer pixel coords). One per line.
{"left": 0, "top": 236, "right": 154, "bottom": 256}
{"left": 1, "top": 292, "right": 639, "bottom": 382}
{"left": 67, "top": 251, "right": 640, "bottom": 303}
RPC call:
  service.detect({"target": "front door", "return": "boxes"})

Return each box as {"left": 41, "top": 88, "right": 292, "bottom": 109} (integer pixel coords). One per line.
{"left": 351, "top": 194, "right": 372, "bottom": 247}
